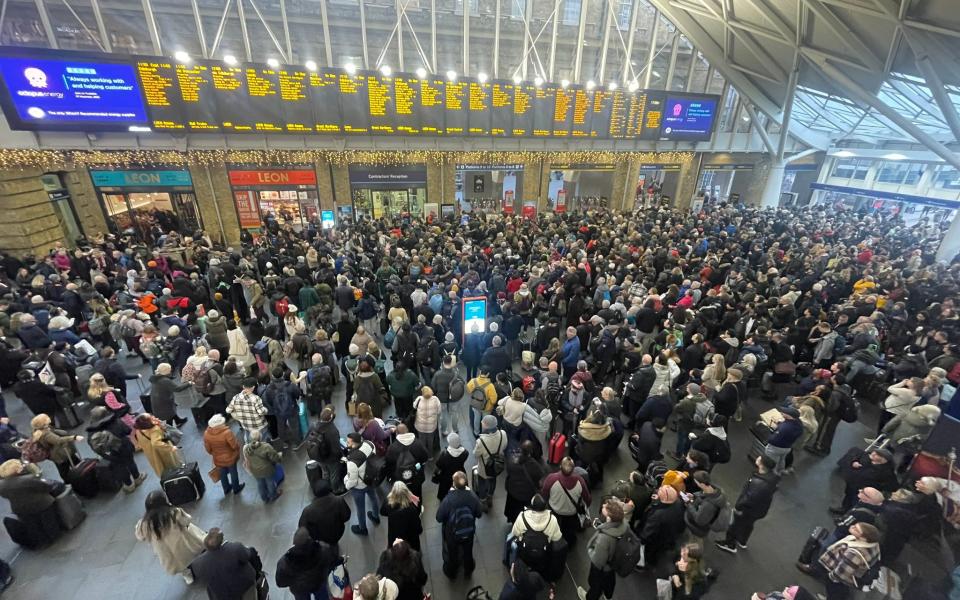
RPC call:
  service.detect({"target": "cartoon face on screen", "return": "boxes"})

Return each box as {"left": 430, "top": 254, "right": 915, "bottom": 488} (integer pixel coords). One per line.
{"left": 23, "top": 67, "right": 48, "bottom": 89}
{"left": 672, "top": 103, "right": 683, "bottom": 117}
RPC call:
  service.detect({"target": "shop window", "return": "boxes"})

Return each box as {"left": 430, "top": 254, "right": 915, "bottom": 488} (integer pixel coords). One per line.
{"left": 511, "top": 0, "right": 526, "bottom": 20}
{"left": 562, "top": 0, "right": 581, "bottom": 26}
{"left": 830, "top": 159, "right": 870, "bottom": 181}
{"left": 876, "top": 161, "right": 924, "bottom": 185}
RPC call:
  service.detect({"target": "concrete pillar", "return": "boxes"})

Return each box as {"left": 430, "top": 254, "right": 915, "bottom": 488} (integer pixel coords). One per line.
{"left": 189, "top": 164, "right": 241, "bottom": 246}
{"left": 331, "top": 164, "right": 351, "bottom": 211}
{"left": 937, "top": 210, "right": 960, "bottom": 263}
{"left": 61, "top": 167, "right": 108, "bottom": 236}
{"left": 675, "top": 156, "right": 701, "bottom": 210}
{"left": 0, "top": 169, "right": 63, "bottom": 257}
{"left": 313, "top": 158, "right": 336, "bottom": 211}
{"left": 760, "top": 159, "right": 787, "bottom": 208}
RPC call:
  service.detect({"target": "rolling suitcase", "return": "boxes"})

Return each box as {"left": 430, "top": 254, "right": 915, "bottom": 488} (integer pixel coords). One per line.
{"left": 747, "top": 423, "right": 771, "bottom": 464}
{"left": 298, "top": 402, "right": 309, "bottom": 441}
{"left": 67, "top": 458, "right": 100, "bottom": 498}
{"left": 548, "top": 432, "right": 566, "bottom": 465}
{"left": 54, "top": 485, "right": 86, "bottom": 530}
{"left": 798, "top": 526, "right": 828, "bottom": 565}
{"left": 140, "top": 391, "right": 153, "bottom": 414}
{"left": 161, "top": 462, "right": 205, "bottom": 505}
{"left": 95, "top": 460, "right": 123, "bottom": 493}
{"left": 305, "top": 460, "right": 323, "bottom": 494}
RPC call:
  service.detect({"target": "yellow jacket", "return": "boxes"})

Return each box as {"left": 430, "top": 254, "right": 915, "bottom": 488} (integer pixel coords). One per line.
{"left": 467, "top": 375, "right": 498, "bottom": 413}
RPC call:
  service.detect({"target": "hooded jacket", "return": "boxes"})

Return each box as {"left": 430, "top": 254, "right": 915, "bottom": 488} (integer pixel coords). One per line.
{"left": 511, "top": 508, "right": 562, "bottom": 542}
{"left": 204, "top": 314, "right": 229, "bottom": 349}
{"left": 203, "top": 424, "right": 240, "bottom": 467}
{"left": 242, "top": 439, "right": 280, "bottom": 478}
{"left": 881, "top": 407, "right": 937, "bottom": 449}
{"left": 586, "top": 518, "right": 630, "bottom": 571}
{"left": 275, "top": 539, "right": 339, "bottom": 596}
{"left": 684, "top": 487, "right": 727, "bottom": 537}
{"left": 149, "top": 373, "right": 193, "bottom": 421}
{"left": 298, "top": 490, "right": 352, "bottom": 546}
{"left": 650, "top": 360, "right": 680, "bottom": 396}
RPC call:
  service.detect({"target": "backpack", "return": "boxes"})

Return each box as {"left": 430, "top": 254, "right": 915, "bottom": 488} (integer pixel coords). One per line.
{"left": 394, "top": 446, "right": 421, "bottom": 484}
{"left": 309, "top": 366, "right": 333, "bottom": 399}
{"left": 180, "top": 361, "right": 198, "bottom": 384}
{"left": 710, "top": 500, "right": 733, "bottom": 532}
{"left": 89, "top": 430, "right": 123, "bottom": 458}
{"left": 479, "top": 434, "right": 505, "bottom": 476}
{"left": 447, "top": 505, "right": 476, "bottom": 542}
{"left": 252, "top": 340, "right": 271, "bottom": 363}
{"left": 854, "top": 550, "right": 882, "bottom": 590}
{"left": 87, "top": 316, "right": 108, "bottom": 336}
{"left": 839, "top": 391, "right": 860, "bottom": 424}
{"left": 384, "top": 326, "right": 397, "bottom": 348}
{"left": 832, "top": 334, "right": 847, "bottom": 357}
{"left": 20, "top": 438, "right": 49, "bottom": 463}
{"left": 305, "top": 428, "right": 330, "bottom": 461}
{"left": 606, "top": 528, "right": 644, "bottom": 577}
{"left": 449, "top": 376, "right": 466, "bottom": 401}
{"left": 521, "top": 375, "right": 536, "bottom": 394}
{"left": 416, "top": 337, "right": 436, "bottom": 365}
{"left": 360, "top": 454, "right": 387, "bottom": 487}
{"left": 119, "top": 319, "right": 138, "bottom": 339}
{"left": 108, "top": 320, "right": 124, "bottom": 342}
{"left": 470, "top": 381, "right": 492, "bottom": 411}
{"left": 693, "top": 402, "right": 715, "bottom": 428}
{"left": 517, "top": 513, "right": 550, "bottom": 563}
{"left": 644, "top": 460, "right": 669, "bottom": 487}
{"left": 194, "top": 365, "right": 215, "bottom": 395}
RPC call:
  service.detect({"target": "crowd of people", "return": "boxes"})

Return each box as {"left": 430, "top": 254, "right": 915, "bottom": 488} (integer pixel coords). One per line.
{"left": 0, "top": 199, "right": 957, "bottom": 600}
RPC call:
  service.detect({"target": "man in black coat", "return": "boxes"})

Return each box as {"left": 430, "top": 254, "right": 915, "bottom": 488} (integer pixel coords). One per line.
{"left": 833, "top": 447, "right": 899, "bottom": 513}
{"left": 633, "top": 394, "right": 672, "bottom": 430}
{"left": 188, "top": 528, "right": 258, "bottom": 599}
{"left": 623, "top": 355, "right": 655, "bottom": 428}
{"left": 275, "top": 527, "right": 339, "bottom": 600}
{"left": 12, "top": 370, "right": 61, "bottom": 422}
{"left": 93, "top": 347, "right": 139, "bottom": 399}
{"left": 629, "top": 417, "right": 665, "bottom": 473}
{"left": 297, "top": 480, "right": 352, "bottom": 552}
{"left": 715, "top": 455, "right": 780, "bottom": 553}
{"left": 385, "top": 423, "right": 430, "bottom": 497}
{"left": 481, "top": 337, "right": 512, "bottom": 378}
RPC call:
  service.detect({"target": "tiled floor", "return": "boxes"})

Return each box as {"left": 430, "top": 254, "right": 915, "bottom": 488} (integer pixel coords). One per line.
{"left": 0, "top": 352, "right": 893, "bottom": 599}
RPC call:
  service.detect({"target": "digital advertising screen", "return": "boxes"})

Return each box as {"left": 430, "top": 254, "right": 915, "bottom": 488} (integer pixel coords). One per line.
{"left": 660, "top": 95, "right": 718, "bottom": 141}
{"left": 321, "top": 210, "right": 335, "bottom": 229}
{"left": 462, "top": 297, "right": 487, "bottom": 337}
{"left": 0, "top": 53, "right": 147, "bottom": 130}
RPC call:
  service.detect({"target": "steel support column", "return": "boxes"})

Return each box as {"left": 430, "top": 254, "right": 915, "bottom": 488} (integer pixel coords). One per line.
{"left": 664, "top": 33, "right": 679, "bottom": 89}
{"left": 622, "top": 0, "right": 640, "bottom": 84}
{"left": 548, "top": 0, "right": 559, "bottom": 79}
{"left": 598, "top": 3, "right": 613, "bottom": 83}
{"left": 463, "top": 0, "right": 470, "bottom": 75}
{"left": 359, "top": 0, "right": 369, "bottom": 68}
{"left": 236, "top": 0, "right": 252, "bottom": 62}
{"left": 396, "top": 0, "right": 404, "bottom": 70}
{"left": 573, "top": 0, "right": 589, "bottom": 81}
{"left": 493, "top": 0, "right": 500, "bottom": 77}
{"left": 777, "top": 67, "right": 798, "bottom": 159}
{"left": 321, "top": 0, "right": 334, "bottom": 66}
{"left": 743, "top": 103, "right": 776, "bottom": 155}
{"left": 141, "top": 0, "right": 162, "bottom": 54}
{"left": 34, "top": 0, "right": 57, "bottom": 49}
{"left": 90, "top": 0, "right": 112, "bottom": 52}
{"left": 914, "top": 55, "right": 960, "bottom": 143}
{"left": 279, "top": 0, "right": 292, "bottom": 62}
{"left": 642, "top": 11, "right": 660, "bottom": 87}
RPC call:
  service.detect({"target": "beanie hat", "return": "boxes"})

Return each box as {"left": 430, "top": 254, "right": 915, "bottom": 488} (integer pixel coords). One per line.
{"left": 447, "top": 432, "right": 462, "bottom": 449}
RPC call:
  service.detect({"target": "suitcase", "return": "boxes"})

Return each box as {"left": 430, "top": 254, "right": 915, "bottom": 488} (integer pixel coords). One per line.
{"left": 305, "top": 460, "right": 323, "bottom": 494}
{"left": 95, "top": 460, "right": 123, "bottom": 493}
{"left": 140, "top": 391, "right": 153, "bottom": 414}
{"left": 161, "top": 462, "right": 205, "bottom": 505}
{"left": 798, "top": 526, "right": 828, "bottom": 565}
{"left": 54, "top": 485, "right": 86, "bottom": 530}
{"left": 548, "top": 432, "right": 566, "bottom": 465}
{"left": 298, "top": 402, "right": 309, "bottom": 441}
{"left": 761, "top": 372, "right": 775, "bottom": 398}
{"left": 67, "top": 458, "right": 100, "bottom": 498}
{"left": 75, "top": 364, "right": 94, "bottom": 392}
{"left": 747, "top": 423, "right": 771, "bottom": 464}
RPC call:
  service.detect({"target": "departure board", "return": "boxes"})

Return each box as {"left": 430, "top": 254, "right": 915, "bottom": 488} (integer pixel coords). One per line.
{"left": 0, "top": 49, "right": 720, "bottom": 141}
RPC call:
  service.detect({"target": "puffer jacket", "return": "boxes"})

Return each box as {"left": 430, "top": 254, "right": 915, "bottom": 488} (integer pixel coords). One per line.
{"left": 203, "top": 424, "right": 241, "bottom": 467}
{"left": 650, "top": 360, "right": 679, "bottom": 396}
{"left": 577, "top": 418, "right": 612, "bottom": 465}
{"left": 204, "top": 314, "right": 230, "bottom": 349}
{"left": 413, "top": 394, "right": 441, "bottom": 434}
{"left": 881, "top": 406, "right": 937, "bottom": 449}
{"left": 243, "top": 440, "right": 280, "bottom": 478}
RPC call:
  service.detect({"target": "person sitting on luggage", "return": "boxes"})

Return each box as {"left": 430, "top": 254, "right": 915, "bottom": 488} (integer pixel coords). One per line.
{"left": 86, "top": 406, "right": 146, "bottom": 493}
{"left": 0, "top": 458, "right": 58, "bottom": 523}
{"left": 510, "top": 493, "right": 562, "bottom": 576}
{"left": 29, "top": 413, "right": 82, "bottom": 479}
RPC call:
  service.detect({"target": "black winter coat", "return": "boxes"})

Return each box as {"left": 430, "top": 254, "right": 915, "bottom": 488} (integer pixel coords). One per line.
{"left": 275, "top": 540, "right": 338, "bottom": 596}
{"left": 640, "top": 500, "right": 686, "bottom": 564}
{"left": 505, "top": 454, "right": 548, "bottom": 503}
{"left": 298, "top": 494, "right": 352, "bottom": 547}
{"left": 734, "top": 470, "right": 779, "bottom": 519}
{"left": 379, "top": 502, "right": 423, "bottom": 550}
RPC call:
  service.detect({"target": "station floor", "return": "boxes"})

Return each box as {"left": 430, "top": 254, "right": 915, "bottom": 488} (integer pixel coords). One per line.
{"left": 0, "top": 353, "right": 892, "bottom": 600}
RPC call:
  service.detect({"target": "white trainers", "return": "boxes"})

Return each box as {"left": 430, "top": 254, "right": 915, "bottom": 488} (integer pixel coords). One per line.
{"left": 577, "top": 586, "right": 588, "bottom": 600}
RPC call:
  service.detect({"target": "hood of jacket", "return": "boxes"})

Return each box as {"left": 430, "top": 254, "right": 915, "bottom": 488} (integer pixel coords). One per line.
{"left": 396, "top": 431, "right": 416, "bottom": 446}
{"left": 579, "top": 419, "right": 612, "bottom": 441}
{"left": 204, "top": 424, "right": 234, "bottom": 445}
{"left": 705, "top": 426, "right": 727, "bottom": 440}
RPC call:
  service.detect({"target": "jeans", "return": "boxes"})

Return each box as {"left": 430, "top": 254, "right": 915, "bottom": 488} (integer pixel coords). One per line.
{"left": 350, "top": 487, "right": 380, "bottom": 532}
{"left": 440, "top": 400, "right": 461, "bottom": 435}
{"left": 469, "top": 407, "right": 483, "bottom": 436}
{"left": 764, "top": 443, "right": 791, "bottom": 475}
{"left": 293, "top": 586, "right": 329, "bottom": 600}
{"left": 676, "top": 424, "right": 692, "bottom": 456}
{"left": 256, "top": 475, "right": 278, "bottom": 502}
{"left": 219, "top": 463, "right": 241, "bottom": 494}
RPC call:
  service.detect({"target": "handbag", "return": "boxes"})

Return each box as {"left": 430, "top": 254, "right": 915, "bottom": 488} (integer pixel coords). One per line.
{"left": 163, "top": 424, "right": 183, "bottom": 446}
{"left": 208, "top": 466, "right": 221, "bottom": 483}
{"left": 655, "top": 578, "right": 672, "bottom": 600}
{"left": 347, "top": 397, "right": 357, "bottom": 416}
{"left": 560, "top": 482, "right": 588, "bottom": 529}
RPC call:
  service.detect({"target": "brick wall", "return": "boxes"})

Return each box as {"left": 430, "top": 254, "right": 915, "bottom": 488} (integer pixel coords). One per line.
{"left": 0, "top": 169, "right": 63, "bottom": 257}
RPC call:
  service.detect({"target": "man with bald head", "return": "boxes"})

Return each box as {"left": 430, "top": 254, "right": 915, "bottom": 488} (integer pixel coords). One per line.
{"left": 623, "top": 353, "right": 655, "bottom": 429}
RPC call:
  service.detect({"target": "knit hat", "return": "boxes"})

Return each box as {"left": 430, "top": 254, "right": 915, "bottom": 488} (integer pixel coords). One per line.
{"left": 208, "top": 414, "right": 226, "bottom": 428}
{"left": 445, "top": 332, "right": 455, "bottom": 342}
{"left": 349, "top": 343, "right": 360, "bottom": 355}
{"left": 48, "top": 315, "right": 75, "bottom": 330}
{"left": 447, "top": 432, "right": 462, "bottom": 449}
{"left": 481, "top": 415, "right": 498, "bottom": 431}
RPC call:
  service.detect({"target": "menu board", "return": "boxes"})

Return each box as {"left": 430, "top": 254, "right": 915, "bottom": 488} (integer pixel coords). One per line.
{"left": 0, "top": 48, "right": 719, "bottom": 140}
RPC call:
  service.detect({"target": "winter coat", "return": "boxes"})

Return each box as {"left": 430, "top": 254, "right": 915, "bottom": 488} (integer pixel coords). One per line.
{"left": 379, "top": 501, "right": 423, "bottom": 549}
{"left": 413, "top": 395, "right": 441, "bottom": 434}
{"left": 684, "top": 488, "right": 727, "bottom": 537}
{"left": 136, "top": 425, "right": 180, "bottom": 476}
{"left": 189, "top": 541, "right": 258, "bottom": 600}
{"left": 650, "top": 360, "right": 680, "bottom": 396}
{"left": 387, "top": 368, "right": 421, "bottom": 400}
{"left": 734, "top": 470, "right": 779, "bottom": 519}
{"left": 881, "top": 409, "right": 936, "bottom": 449}
{"left": 577, "top": 418, "right": 612, "bottom": 465}
{"left": 474, "top": 430, "right": 507, "bottom": 479}
{"left": 203, "top": 424, "right": 241, "bottom": 467}
{"left": 243, "top": 440, "right": 281, "bottom": 479}
{"left": 354, "top": 371, "right": 387, "bottom": 416}
{"left": 276, "top": 540, "right": 338, "bottom": 597}
{"left": 505, "top": 454, "right": 547, "bottom": 503}
{"left": 640, "top": 500, "right": 686, "bottom": 564}
{"left": 227, "top": 328, "right": 254, "bottom": 369}
{"left": 135, "top": 508, "right": 205, "bottom": 575}
{"left": 37, "top": 428, "right": 78, "bottom": 464}
{"left": 434, "top": 446, "right": 468, "bottom": 500}
{"left": 813, "top": 331, "right": 839, "bottom": 363}
{"left": 298, "top": 493, "right": 352, "bottom": 546}
{"left": 511, "top": 508, "right": 562, "bottom": 542}
{"left": 205, "top": 315, "right": 230, "bottom": 349}
{"left": 0, "top": 470, "right": 57, "bottom": 516}
{"left": 149, "top": 374, "right": 190, "bottom": 422}
{"left": 263, "top": 379, "right": 300, "bottom": 418}
{"left": 586, "top": 519, "right": 630, "bottom": 571}
{"left": 498, "top": 395, "right": 527, "bottom": 427}
{"left": 883, "top": 381, "right": 920, "bottom": 416}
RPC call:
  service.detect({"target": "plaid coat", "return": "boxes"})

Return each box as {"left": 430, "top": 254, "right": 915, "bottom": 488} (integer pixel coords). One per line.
{"left": 818, "top": 535, "right": 880, "bottom": 587}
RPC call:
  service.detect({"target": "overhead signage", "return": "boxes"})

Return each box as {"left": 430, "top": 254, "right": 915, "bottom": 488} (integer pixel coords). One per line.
{"left": 228, "top": 169, "right": 317, "bottom": 186}
{"left": 90, "top": 169, "right": 193, "bottom": 187}
{"left": 349, "top": 166, "right": 428, "bottom": 185}
{"left": 551, "top": 163, "right": 616, "bottom": 171}
{"left": 455, "top": 164, "right": 524, "bottom": 171}
{"left": 639, "top": 164, "right": 682, "bottom": 171}
{"left": 702, "top": 163, "right": 755, "bottom": 171}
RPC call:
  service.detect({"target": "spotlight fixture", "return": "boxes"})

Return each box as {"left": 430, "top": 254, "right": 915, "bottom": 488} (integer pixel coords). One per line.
{"left": 628, "top": 81, "right": 639, "bottom": 92}
{"left": 446, "top": 70, "right": 457, "bottom": 81}
{"left": 560, "top": 79, "right": 570, "bottom": 88}
{"left": 477, "top": 72, "right": 488, "bottom": 83}
{"left": 883, "top": 153, "right": 908, "bottom": 160}
{"left": 586, "top": 80, "right": 596, "bottom": 90}
{"left": 344, "top": 62, "right": 357, "bottom": 75}
{"left": 174, "top": 51, "right": 191, "bottom": 63}
{"left": 304, "top": 60, "right": 318, "bottom": 72}
{"left": 416, "top": 67, "right": 428, "bottom": 79}
{"left": 513, "top": 75, "right": 523, "bottom": 84}
{"left": 831, "top": 150, "right": 856, "bottom": 158}
{"left": 267, "top": 58, "right": 280, "bottom": 69}
{"left": 607, "top": 81, "right": 618, "bottom": 91}
{"left": 380, "top": 65, "right": 392, "bottom": 76}
{"left": 224, "top": 54, "right": 238, "bottom": 66}
{"left": 534, "top": 76, "right": 544, "bottom": 87}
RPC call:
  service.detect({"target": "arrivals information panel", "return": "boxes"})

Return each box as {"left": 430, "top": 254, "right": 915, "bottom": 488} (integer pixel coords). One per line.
{"left": 0, "top": 48, "right": 718, "bottom": 141}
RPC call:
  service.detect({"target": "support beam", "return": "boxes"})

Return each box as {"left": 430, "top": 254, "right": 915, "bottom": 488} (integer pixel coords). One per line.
{"left": 90, "top": 0, "right": 112, "bottom": 53}
{"left": 809, "top": 56, "right": 960, "bottom": 171}
{"left": 323, "top": 0, "right": 336, "bottom": 66}
{"left": 598, "top": 3, "right": 614, "bottom": 83}
{"left": 248, "top": 0, "right": 289, "bottom": 62}
{"left": 743, "top": 103, "right": 776, "bottom": 155}
{"left": 777, "top": 67, "right": 798, "bottom": 159}
{"left": 209, "top": 0, "right": 233, "bottom": 56}
{"left": 463, "top": 0, "right": 470, "bottom": 75}
{"left": 141, "top": 0, "right": 161, "bottom": 54}
{"left": 548, "top": 0, "right": 559, "bottom": 79}
{"left": 800, "top": 0, "right": 883, "bottom": 71}
{"left": 913, "top": 53, "right": 960, "bottom": 143}
{"left": 279, "top": 0, "right": 292, "bottom": 62}
{"left": 236, "top": 0, "right": 252, "bottom": 62}
{"left": 34, "top": 0, "right": 57, "bottom": 49}
{"left": 493, "top": 0, "right": 500, "bottom": 78}
{"left": 641, "top": 11, "right": 660, "bottom": 87}
{"left": 396, "top": 0, "right": 404, "bottom": 71}
{"left": 573, "top": 0, "right": 588, "bottom": 81}
{"left": 622, "top": 0, "right": 640, "bottom": 84}
{"left": 664, "top": 34, "right": 679, "bottom": 90}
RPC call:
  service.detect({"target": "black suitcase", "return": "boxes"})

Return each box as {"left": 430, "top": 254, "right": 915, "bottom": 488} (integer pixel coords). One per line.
{"left": 305, "top": 460, "right": 322, "bottom": 495}
{"left": 54, "top": 485, "right": 86, "bottom": 530}
{"left": 95, "top": 460, "right": 123, "bottom": 493}
{"left": 747, "top": 423, "right": 771, "bottom": 463}
{"left": 161, "top": 462, "right": 205, "bottom": 505}
{"left": 140, "top": 392, "right": 153, "bottom": 414}
{"left": 798, "top": 526, "right": 828, "bottom": 565}
{"left": 67, "top": 458, "right": 100, "bottom": 498}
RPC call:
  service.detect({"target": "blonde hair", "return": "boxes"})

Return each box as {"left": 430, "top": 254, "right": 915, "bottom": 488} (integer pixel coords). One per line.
{"left": 194, "top": 345, "right": 208, "bottom": 358}
{"left": 421, "top": 386, "right": 434, "bottom": 398}
{"left": 87, "top": 373, "right": 111, "bottom": 400}
{"left": 387, "top": 481, "right": 414, "bottom": 508}
{"left": 356, "top": 402, "right": 373, "bottom": 425}
{"left": 30, "top": 414, "right": 51, "bottom": 441}
{"left": 710, "top": 354, "right": 726, "bottom": 381}
{"left": 0, "top": 459, "right": 22, "bottom": 478}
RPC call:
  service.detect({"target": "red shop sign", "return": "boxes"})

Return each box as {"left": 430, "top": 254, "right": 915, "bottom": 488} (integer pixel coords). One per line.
{"left": 229, "top": 169, "right": 317, "bottom": 186}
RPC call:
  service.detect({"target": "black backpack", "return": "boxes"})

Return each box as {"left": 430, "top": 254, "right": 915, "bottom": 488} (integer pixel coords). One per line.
{"left": 416, "top": 337, "right": 436, "bottom": 365}
{"left": 305, "top": 427, "right": 330, "bottom": 461}
{"left": 309, "top": 366, "right": 333, "bottom": 399}
{"left": 839, "top": 390, "right": 860, "bottom": 424}
{"left": 447, "top": 505, "right": 476, "bottom": 542}
{"left": 517, "top": 513, "right": 550, "bottom": 564}
{"left": 394, "top": 446, "right": 422, "bottom": 484}
{"left": 607, "top": 528, "right": 644, "bottom": 577}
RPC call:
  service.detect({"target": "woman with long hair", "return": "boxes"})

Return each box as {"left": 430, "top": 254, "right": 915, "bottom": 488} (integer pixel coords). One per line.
{"left": 701, "top": 354, "right": 726, "bottom": 395}
{"left": 87, "top": 373, "right": 137, "bottom": 442}
{"left": 133, "top": 414, "right": 180, "bottom": 476}
{"left": 353, "top": 402, "right": 390, "bottom": 455}
{"left": 134, "top": 490, "right": 206, "bottom": 584}
{"left": 29, "top": 413, "right": 81, "bottom": 478}
{"left": 671, "top": 542, "right": 708, "bottom": 599}
{"left": 375, "top": 539, "right": 428, "bottom": 600}
{"left": 379, "top": 481, "right": 423, "bottom": 550}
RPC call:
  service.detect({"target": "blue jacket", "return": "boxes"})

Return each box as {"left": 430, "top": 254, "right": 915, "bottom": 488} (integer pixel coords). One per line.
{"left": 49, "top": 329, "right": 82, "bottom": 346}
{"left": 263, "top": 380, "right": 301, "bottom": 417}
{"left": 561, "top": 336, "right": 580, "bottom": 367}
{"left": 767, "top": 419, "right": 803, "bottom": 448}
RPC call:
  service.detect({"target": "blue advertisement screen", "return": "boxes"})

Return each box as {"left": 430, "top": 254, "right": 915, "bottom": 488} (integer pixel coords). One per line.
{"left": 321, "top": 210, "right": 335, "bottom": 229}
{"left": 660, "top": 96, "right": 717, "bottom": 141}
{"left": 0, "top": 56, "right": 147, "bottom": 128}
{"left": 463, "top": 298, "right": 487, "bottom": 336}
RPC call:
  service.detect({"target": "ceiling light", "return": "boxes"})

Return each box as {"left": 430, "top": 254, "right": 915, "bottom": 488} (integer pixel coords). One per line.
{"left": 534, "top": 76, "right": 544, "bottom": 87}
{"left": 742, "top": 114, "right": 751, "bottom": 122}
{"left": 477, "top": 72, "right": 488, "bottom": 83}
{"left": 267, "top": 58, "right": 280, "bottom": 69}
{"left": 831, "top": 150, "right": 856, "bottom": 158}
{"left": 446, "top": 70, "right": 457, "bottom": 81}
{"left": 628, "top": 81, "right": 639, "bottom": 92}
{"left": 416, "top": 67, "right": 427, "bottom": 79}
{"left": 560, "top": 79, "right": 570, "bottom": 88}
{"left": 344, "top": 62, "right": 357, "bottom": 75}
{"left": 304, "top": 60, "right": 318, "bottom": 72}
{"left": 652, "top": 70, "right": 661, "bottom": 78}
{"left": 513, "top": 75, "right": 523, "bottom": 85}
{"left": 883, "top": 153, "right": 908, "bottom": 160}
{"left": 223, "top": 54, "right": 238, "bottom": 66}
{"left": 607, "top": 81, "right": 618, "bottom": 91}
{"left": 586, "top": 80, "right": 596, "bottom": 90}
{"left": 380, "top": 65, "right": 392, "bottom": 77}
{"left": 174, "top": 51, "right": 191, "bottom": 63}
